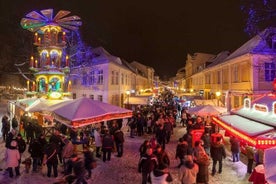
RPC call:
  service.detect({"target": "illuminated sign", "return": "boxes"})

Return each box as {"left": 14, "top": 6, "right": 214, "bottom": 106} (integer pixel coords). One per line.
{"left": 253, "top": 104, "right": 268, "bottom": 113}
{"left": 49, "top": 92, "right": 62, "bottom": 99}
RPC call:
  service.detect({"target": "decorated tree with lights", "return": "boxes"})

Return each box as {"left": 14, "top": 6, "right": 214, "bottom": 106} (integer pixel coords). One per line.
{"left": 241, "top": 0, "right": 276, "bottom": 36}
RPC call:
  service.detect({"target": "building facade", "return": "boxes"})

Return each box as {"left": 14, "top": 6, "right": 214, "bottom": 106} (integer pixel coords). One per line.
{"left": 187, "top": 28, "right": 276, "bottom": 110}
{"left": 70, "top": 47, "right": 151, "bottom": 107}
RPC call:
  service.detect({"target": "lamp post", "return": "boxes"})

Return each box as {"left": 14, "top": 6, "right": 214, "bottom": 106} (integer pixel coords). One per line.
{"left": 216, "top": 91, "right": 221, "bottom": 106}
{"left": 126, "top": 90, "right": 130, "bottom": 109}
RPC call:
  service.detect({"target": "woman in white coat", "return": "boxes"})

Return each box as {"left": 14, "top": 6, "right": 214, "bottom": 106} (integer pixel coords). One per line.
{"left": 5, "top": 140, "right": 20, "bottom": 178}
{"left": 94, "top": 128, "right": 102, "bottom": 158}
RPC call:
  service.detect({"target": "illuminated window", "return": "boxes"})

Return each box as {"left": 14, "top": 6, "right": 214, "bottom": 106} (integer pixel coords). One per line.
{"left": 97, "top": 70, "right": 103, "bottom": 85}
{"left": 121, "top": 73, "right": 124, "bottom": 85}
{"left": 111, "top": 71, "right": 115, "bottom": 85}
{"left": 265, "top": 63, "right": 276, "bottom": 82}
{"left": 233, "top": 65, "right": 239, "bottom": 83}
{"left": 115, "top": 72, "right": 119, "bottom": 85}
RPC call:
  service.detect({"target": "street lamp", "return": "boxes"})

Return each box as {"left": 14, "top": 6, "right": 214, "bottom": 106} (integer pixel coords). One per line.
{"left": 216, "top": 91, "right": 221, "bottom": 106}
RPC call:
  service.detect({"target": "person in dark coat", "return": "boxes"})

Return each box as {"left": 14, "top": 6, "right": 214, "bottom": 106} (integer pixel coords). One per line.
{"left": 101, "top": 130, "right": 114, "bottom": 162}
{"left": 139, "top": 140, "right": 150, "bottom": 157}
{"left": 175, "top": 138, "right": 188, "bottom": 168}
{"left": 15, "top": 133, "right": 26, "bottom": 170}
{"left": 49, "top": 129, "right": 64, "bottom": 164}
{"left": 230, "top": 136, "right": 240, "bottom": 162}
{"left": 196, "top": 152, "right": 210, "bottom": 184}
{"left": 154, "top": 144, "right": 170, "bottom": 167}
{"left": 83, "top": 147, "right": 96, "bottom": 179}
{"left": 201, "top": 131, "right": 211, "bottom": 155}
{"left": 155, "top": 125, "right": 167, "bottom": 150}
{"left": 43, "top": 141, "right": 58, "bottom": 177}
{"left": 25, "top": 122, "right": 34, "bottom": 144}
{"left": 210, "top": 136, "right": 226, "bottom": 176}
{"left": 138, "top": 147, "right": 158, "bottom": 184}
{"left": 113, "top": 128, "right": 124, "bottom": 157}
{"left": 28, "top": 138, "right": 43, "bottom": 172}
{"left": 2, "top": 115, "right": 10, "bottom": 141}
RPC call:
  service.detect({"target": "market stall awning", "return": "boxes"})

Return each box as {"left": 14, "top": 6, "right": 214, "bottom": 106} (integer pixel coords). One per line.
{"left": 53, "top": 97, "right": 133, "bottom": 128}
{"left": 234, "top": 108, "right": 276, "bottom": 127}
{"left": 212, "top": 115, "right": 276, "bottom": 148}
{"left": 187, "top": 105, "right": 227, "bottom": 116}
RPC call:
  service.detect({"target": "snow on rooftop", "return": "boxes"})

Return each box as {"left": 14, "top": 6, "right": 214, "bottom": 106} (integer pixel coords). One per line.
{"left": 220, "top": 115, "right": 274, "bottom": 137}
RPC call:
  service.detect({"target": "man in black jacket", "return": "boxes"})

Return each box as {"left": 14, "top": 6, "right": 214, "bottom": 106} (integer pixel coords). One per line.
{"left": 210, "top": 136, "right": 226, "bottom": 176}
{"left": 114, "top": 129, "right": 124, "bottom": 157}
{"left": 138, "top": 147, "right": 158, "bottom": 184}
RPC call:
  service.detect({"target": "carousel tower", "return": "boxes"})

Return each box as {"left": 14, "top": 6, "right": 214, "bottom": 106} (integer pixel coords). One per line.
{"left": 20, "top": 9, "right": 82, "bottom": 99}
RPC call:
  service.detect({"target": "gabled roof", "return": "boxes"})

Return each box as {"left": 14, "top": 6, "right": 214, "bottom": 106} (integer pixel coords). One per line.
{"left": 226, "top": 27, "right": 276, "bottom": 61}
{"left": 206, "top": 51, "right": 230, "bottom": 68}
{"left": 91, "top": 47, "right": 122, "bottom": 65}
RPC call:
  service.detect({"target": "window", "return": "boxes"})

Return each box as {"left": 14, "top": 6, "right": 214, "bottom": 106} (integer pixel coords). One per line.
{"left": 205, "top": 73, "right": 211, "bottom": 84}
{"left": 233, "top": 65, "right": 239, "bottom": 83}
{"left": 97, "top": 70, "right": 103, "bottom": 84}
{"left": 89, "top": 71, "right": 96, "bottom": 85}
{"left": 82, "top": 94, "right": 87, "bottom": 97}
{"left": 121, "top": 73, "right": 124, "bottom": 85}
{"left": 115, "top": 72, "right": 119, "bottom": 85}
{"left": 265, "top": 62, "right": 276, "bottom": 81}
{"left": 111, "top": 71, "right": 115, "bottom": 85}
{"left": 98, "top": 95, "right": 103, "bottom": 102}
{"left": 217, "top": 71, "right": 221, "bottom": 84}
{"left": 90, "top": 94, "right": 94, "bottom": 100}
{"left": 125, "top": 74, "right": 128, "bottom": 85}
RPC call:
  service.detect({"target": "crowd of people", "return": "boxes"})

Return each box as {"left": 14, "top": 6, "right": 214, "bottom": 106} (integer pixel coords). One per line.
{"left": 0, "top": 89, "right": 264, "bottom": 184}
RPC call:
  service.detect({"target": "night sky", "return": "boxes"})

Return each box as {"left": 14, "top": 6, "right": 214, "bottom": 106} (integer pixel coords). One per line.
{"left": 1, "top": 0, "right": 249, "bottom": 78}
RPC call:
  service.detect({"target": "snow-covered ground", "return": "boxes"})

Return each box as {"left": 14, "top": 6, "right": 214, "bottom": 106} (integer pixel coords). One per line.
{"left": 0, "top": 100, "right": 251, "bottom": 184}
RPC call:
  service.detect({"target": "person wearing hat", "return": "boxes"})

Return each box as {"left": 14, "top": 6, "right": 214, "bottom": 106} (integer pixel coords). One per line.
{"left": 5, "top": 140, "right": 20, "bottom": 177}
{"left": 179, "top": 155, "right": 199, "bottom": 184}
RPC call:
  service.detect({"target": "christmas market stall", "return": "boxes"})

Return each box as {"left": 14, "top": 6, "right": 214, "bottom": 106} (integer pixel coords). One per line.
{"left": 52, "top": 97, "right": 133, "bottom": 128}
{"left": 212, "top": 93, "right": 276, "bottom": 149}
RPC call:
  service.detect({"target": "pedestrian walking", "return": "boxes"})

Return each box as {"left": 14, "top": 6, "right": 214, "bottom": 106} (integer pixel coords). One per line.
{"left": 113, "top": 128, "right": 124, "bottom": 157}
{"left": 245, "top": 143, "right": 255, "bottom": 174}
{"left": 230, "top": 136, "right": 240, "bottom": 162}
{"left": 5, "top": 140, "right": 20, "bottom": 178}
{"left": 210, "top": 136, "right": 226, "bottom": 176}
{"left": 93, "top": 127, "right": 102, "bottom": 158}
{"left": 138, "top": 147, "right": 158, "bottom": 184}
{"left": 178, "top": 155, "right": 199, "bottom": 184}
{"left": 175, "top": 138, "right": 188, "bottom": 168}
{"left": 28, "top": 138, "right": 42, "bottom": 172}
{"left": 196, "top": 152, "right": 210, "bottom": 184}
{"left": 101, "top": 129, "right": 114, "bottom": 162}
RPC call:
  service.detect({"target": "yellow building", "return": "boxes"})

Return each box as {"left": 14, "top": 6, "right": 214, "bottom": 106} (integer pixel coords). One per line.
{"left": 189, "top": 28, "right": 276, "bottom": 110}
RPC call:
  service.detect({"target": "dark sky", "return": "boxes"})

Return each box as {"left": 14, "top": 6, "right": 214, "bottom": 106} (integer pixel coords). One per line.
{"left": 2, "top": 0, "right": 249, "bottom": 78}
